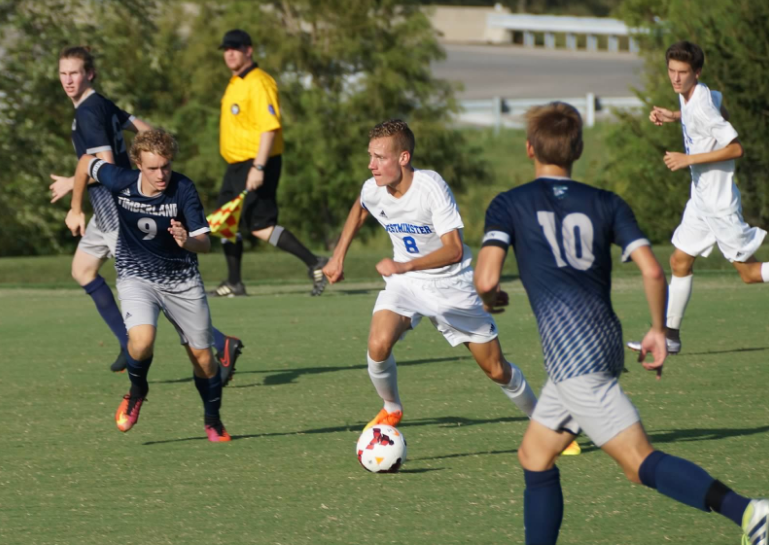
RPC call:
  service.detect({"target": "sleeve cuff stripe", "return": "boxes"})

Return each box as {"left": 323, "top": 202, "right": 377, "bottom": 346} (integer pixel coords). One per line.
{"left": 123, "top": 115, "right": 136, "bottom": 129}
{"left": 86, "top": 146, "right": 112, "bottom": 154}
{"left": 482, "top": 239, "right": 509, "bottom": 250}
{"left": 622, "top": 238, "right": 651, "bottom": 262}
{"left": 88, "top": 158, "right": 105, "bottom": 181}
{"left": 189, "top": 227, "right": 211, "bottom": 237}
{"left": 482, "top": 230, "right": 511, "bottom": 246}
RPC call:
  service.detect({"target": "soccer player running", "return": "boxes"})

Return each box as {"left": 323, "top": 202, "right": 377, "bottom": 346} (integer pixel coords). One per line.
{"left": 65, "top": 129, "right": 233, "bottom": 442}
{"left": 323, "top": 119, "right": 579, "bottom": 456}
{"left": 51, "top": 46, "right": 242, "bottom": 380}
{"left": 475, "top": 102, "right": 768, "bottom": 545}
{"left": 627, "top": 41, "right": 769, "bottom": 355}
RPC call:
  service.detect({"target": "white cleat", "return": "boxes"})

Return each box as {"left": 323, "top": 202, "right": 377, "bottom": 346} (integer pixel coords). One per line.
{"left": 626, "top": 338, "right": 681, "bottom": 355}
{"left": 742, "top": 499, "right": 769, "bottom": 545}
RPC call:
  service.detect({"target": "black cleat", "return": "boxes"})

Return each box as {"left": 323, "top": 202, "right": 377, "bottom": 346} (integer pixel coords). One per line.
{"left": 309, "top": 256, "right": 329, "bottom": 296}
{"left": 110, "top": 349, "right": 127, "bottom": 373}
{"left": 209, "top": 281, "right": 247, "bottom": 298}
{"left": 217, "top": 336, "right": 243, "bottom": 386}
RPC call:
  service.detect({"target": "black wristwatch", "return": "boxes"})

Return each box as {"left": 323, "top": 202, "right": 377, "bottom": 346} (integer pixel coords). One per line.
{"left": 252, "top": 163, "right": 265, "bottom": 171}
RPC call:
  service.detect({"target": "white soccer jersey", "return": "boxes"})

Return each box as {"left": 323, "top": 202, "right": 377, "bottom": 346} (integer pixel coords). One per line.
{"left": 679, "top": 82, "right": 741, "bottom": 216}
{"left": 360, "top": 169, "right": 472, "bottom": 279}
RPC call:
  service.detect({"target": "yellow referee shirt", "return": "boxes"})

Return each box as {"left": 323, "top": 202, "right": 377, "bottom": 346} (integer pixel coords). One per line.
{"left": 220, "top": 64, "right": 285, "bottom": 164}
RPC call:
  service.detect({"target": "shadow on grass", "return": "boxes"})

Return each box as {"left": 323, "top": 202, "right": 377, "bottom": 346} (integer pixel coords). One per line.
{"left": 577, "top": 424, "right": 769, "bottom": 455}
{"left": 142, "top": 414, "right": 528, "bottom": 446}
{"left": 151, "top": 355, "right": 471, "bottom": 387}
{"left": 677, "top": 346, "right": 769, "bottom": 357}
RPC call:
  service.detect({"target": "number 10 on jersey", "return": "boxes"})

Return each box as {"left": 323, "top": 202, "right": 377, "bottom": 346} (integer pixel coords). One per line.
{"left": 537, "top": 211, "right": 595, "bottom": 270}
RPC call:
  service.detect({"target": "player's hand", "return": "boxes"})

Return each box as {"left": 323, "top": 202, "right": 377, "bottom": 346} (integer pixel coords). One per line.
{"left": 663, "top": 151, "right": 691, "bottom": 171}
{"left": 168, "top": 219, "right": 188, "bottom": 247}
{"left": 65, "top": 209, "right": 86, "bottom": 237}
{"left": 49, "top": 174, "right": 75, "bottom": 203}
{"left": 323, "top": 257, "right": 345, "bottom": 284}
{"left": 375, "top": 258, "right": 405, "bottom": 277}
{"left": 483, "top": 287, "right": 509, "bottom": 314}
{"left": 649, "top": 106, "right": 677, "bottom": 126}
{"left": 637, "top": 328, "right": 667, "bottom": 380}
{"left": 245, "top": 167, "right": 264, "bottom": 192}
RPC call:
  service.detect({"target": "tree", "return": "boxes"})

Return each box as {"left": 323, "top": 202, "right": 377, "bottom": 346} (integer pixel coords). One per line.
{"left": 178, "top": 0, "right": 490, "bottom": 248}
{"left": 600, "top": 0, "right": 769, "bottom": 243}
{"left": 0, "top": 0, "right": 491, "bottom": 255}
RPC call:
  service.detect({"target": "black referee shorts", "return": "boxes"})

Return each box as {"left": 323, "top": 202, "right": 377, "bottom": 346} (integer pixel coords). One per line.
{"left": 217, "top": 155, "right": 282, "bottom": 232}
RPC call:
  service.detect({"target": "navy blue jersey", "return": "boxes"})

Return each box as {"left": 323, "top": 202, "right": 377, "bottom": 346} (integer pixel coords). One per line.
{"left": 483, "top": 177, "right": 649, "bottom": 382}
{"left": 72, "top": 91, "right": 134, "bottom": 233}
{"left": 88, "top": 158, "right": 211, "bottom": 294}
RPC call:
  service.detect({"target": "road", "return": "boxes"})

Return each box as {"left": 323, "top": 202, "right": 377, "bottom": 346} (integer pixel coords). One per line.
{"left": 433, "top": 44, "right": 645, "bottom": 100}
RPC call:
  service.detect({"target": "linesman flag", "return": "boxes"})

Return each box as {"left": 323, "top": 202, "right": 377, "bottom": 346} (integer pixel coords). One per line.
{"left": 206, "top": 191, "right": 246, "bottom": 243}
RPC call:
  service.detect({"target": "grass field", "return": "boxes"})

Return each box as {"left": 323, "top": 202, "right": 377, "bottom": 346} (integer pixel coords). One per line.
{"left": 2, "top": 256, "right": 769, "bottom": 545}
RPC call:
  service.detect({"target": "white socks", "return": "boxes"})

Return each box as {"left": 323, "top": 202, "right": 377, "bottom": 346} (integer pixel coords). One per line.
{"left": 666, "top": 274, "right": 693, "bottom": 330}
{"left": 499, "top": 362, "right": 537, "bottom": 417}
{"left": 762, "top": 263, "right": 769, "bottom": 283}
{"left": 367, "top": 352, "right": 402, "bottom": 413}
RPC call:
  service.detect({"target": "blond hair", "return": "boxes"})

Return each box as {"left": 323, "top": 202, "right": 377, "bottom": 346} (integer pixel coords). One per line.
{"left": 525, "top": 102, "right": 583, "bottom": 168}
{"left": 369, "top": 119, "right": 415, "bottom": 156}
{"left": 129, "top": 129, "right": 178, "bottom": 165}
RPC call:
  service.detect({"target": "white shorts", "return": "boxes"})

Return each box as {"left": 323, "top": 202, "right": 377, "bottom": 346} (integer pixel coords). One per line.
{"left": 672, "top": 200, "right": 766, "bottom": 262}
{"left": 372, "top": 268, "right": 498, "bottom": 347}
{"left": 532, "top": 372, "right": 640, "bottom": 447}
{"left": 117, "top": 277, "right": 213, "bottom": 350}
{"left": 77, "top": 216, "right": 118, "bottom": 260}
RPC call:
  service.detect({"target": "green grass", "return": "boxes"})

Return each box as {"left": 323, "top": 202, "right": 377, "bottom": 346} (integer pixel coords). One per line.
{"left": 2, "top": 271, "right": 769, "bottom": 545}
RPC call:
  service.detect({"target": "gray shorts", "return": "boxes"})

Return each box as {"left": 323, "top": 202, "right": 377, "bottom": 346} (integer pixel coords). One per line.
{"left": 117, "top": 277, "right": 214, "bottom": 350}
{"left": 532, "top": 372, "right": 640, "bottom": 447}
{"left": 77, "top": 216, "right": 118, "bottom": 260}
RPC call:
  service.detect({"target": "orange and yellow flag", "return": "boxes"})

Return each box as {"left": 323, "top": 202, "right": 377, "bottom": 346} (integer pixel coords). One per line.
{"left": 206, "top": 191, "right": 246, "bottom": 243}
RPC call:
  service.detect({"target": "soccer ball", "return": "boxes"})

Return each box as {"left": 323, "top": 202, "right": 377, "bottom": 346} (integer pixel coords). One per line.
{"left": 356, "top": 425, "right": 407, "bottom": 473}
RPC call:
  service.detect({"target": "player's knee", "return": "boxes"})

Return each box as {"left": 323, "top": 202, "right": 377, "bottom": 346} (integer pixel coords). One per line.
{"left": 71, "top": 262, "right": 96, "bottom": 286}
{"left": 128, "top": 342, "right": 153, "bottom": 361}
{"left": 485, "top": 359, "right": 510, "bottom": 384}
{"left": 367, "top": 338, "right": 393, "bottom": 362}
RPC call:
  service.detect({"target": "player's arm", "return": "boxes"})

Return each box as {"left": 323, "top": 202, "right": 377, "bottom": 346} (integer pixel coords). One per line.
{"left": 376, "top": 229, "right": 464, "bottom": 277}
{"left": 475, "top": 245, "right": 509, "bottom": 313}
{"left": 649, "top": 106, "right": 680, "bottom": 125}
{"left": 664, "top": 137, "right": 743, "bottom": 171}
{"left": 168, "top": 220, "right": 211, "bottom": 253}
{"left": 65, "top": 154, "right": 100, "bottom": 236}
{"left": 323, "top": 197, "right": 369, "bottom": 284}
{"left": 125, "top": 117, "right": 152, "bottom": 133}
{"left": 629, "top": 245, "right": 668, "bottom": 378}
{"left": 245, "top": 130, "right": 277, "bottom": 192}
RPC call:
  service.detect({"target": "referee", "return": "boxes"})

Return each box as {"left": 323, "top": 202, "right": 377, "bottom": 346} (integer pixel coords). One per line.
{"left": 212, "top": 29, "right": 328, "bottom": 297}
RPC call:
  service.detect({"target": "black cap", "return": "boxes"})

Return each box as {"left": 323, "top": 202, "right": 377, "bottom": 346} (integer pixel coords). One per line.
{"left": 219, "top": 29, "right": 252, "bottom": 50}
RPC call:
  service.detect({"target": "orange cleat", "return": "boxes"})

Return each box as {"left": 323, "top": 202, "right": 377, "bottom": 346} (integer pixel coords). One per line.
{"left": 115, "top": 393, "right": 145, "bottom": 432}
{"left": 363, "top": 408, "right": 403, "bottom": 431}
{"left": 205, "top": 421, "right": 232, "bottom": 442}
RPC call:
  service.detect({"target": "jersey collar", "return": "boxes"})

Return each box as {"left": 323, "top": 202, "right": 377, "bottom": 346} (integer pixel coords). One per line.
{"left": 236, "top": 62, "right": 259, "bottom": 79}
{"left": 73, "top": 88, "right": 96, "bottom": 109}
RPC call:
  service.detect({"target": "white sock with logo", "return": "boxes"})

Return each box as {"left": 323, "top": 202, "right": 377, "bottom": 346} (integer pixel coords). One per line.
{"left": 666, "top": 274, "right": 693, "bottom": 330}
{"left": 500, "top": 362, "right": 537, "bottom": 417}
{"left": 367, "top": 352, "right": 402, "bottom": 414}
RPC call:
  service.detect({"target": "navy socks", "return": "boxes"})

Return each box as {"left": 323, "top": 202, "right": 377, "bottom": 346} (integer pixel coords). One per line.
{"left": 524, "top": 466, "right": 563, "bottom": 545}
{"left": 125, "top": 352, "right": 153, "bottom": 398}
{"left": 639, "top": 450, "right": 749, "bottom": 526}
{"left": 194, "top": 373, "right": 223, "bottom": 419}
{"left": 212, "top": 328, "right": 226, "bottom": 355}
{"left": 83, "top": 276, "right": 127, "bottom": 350}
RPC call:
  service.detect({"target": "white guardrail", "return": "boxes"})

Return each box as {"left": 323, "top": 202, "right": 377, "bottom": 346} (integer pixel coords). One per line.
{"left": 487, "top": 13, "right": 645, "bottom": 53}
{"left": 459, "top": 94, "right": 645, "bottom": 130}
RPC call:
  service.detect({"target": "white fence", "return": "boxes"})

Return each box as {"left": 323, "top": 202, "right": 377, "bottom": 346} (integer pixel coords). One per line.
{"left": 487, "top": 13, "right": 644, "bottom": 53}
{"left": 459, "top": 94, "right": 645, "bottom": 131}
